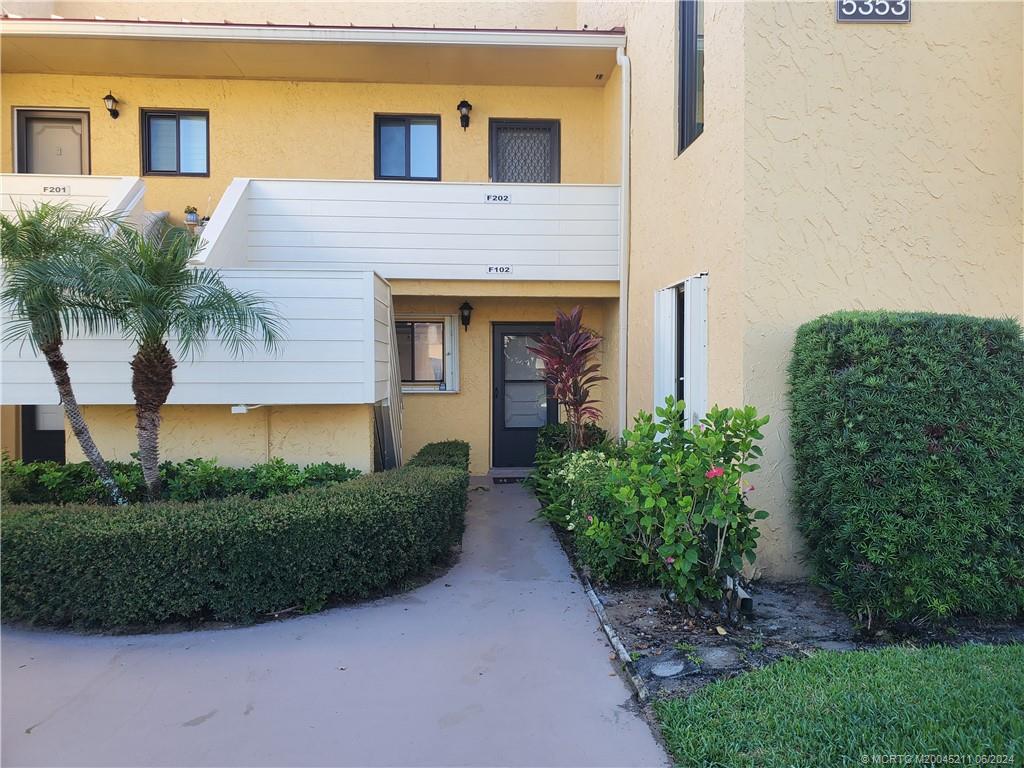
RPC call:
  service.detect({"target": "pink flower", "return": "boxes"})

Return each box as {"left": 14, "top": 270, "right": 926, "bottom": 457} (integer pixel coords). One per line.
{"left": 586, "top": 515, "right": 594, "bottom": 522}
{"left": 665, "top": 556, "right": 675, "bottom": 564}
{"left": 705, "top": 466, "right": 725, "bottom": 479}
{"left": 745, "top": 483, "right": 756, "bottom": 493}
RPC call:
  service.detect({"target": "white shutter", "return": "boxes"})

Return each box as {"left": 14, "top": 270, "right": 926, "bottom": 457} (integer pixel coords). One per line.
{"left": 653, "top": 285, "right": 678, "bottom": 413}
{"left": 680, "top": 274, "right": 708, "bottom": 426}
{"left": 653, "top": 273, "right": 708, "bottom": 426}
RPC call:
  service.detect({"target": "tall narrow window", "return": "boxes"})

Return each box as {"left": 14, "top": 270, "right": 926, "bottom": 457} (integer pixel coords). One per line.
{"left": 141, "top": 109, "right": 209, "bottom": 176}
{"left": 654, "top": 274, "right": 708, "bottom": 425}
{"left": 678, "top": 0, "right": 705, "bottom": 154}
{"left": 374, "top": 115, "right": 441, "bottom": 180}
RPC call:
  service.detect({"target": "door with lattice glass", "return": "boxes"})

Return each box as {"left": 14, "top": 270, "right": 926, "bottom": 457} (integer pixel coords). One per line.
{"left": 489, "top": 120, "right": 560, "bottom": 183}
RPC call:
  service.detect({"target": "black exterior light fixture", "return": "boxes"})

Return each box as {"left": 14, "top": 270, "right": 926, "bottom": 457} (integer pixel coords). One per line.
{"left": 459, "top": 301, "right": 473, "bottom": 332}
{"left": 456, "top": 100, "right": 472, "bottom": 130}
{"left": 103, "top": 92, "right": 120, "bottom": 119}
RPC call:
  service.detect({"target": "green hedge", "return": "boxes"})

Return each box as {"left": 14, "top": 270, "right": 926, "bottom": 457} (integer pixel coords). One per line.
{"left": 1, "top": 455, "right": 360, "bottom": 505}
{"left": 789, "top": 311, "right": 1024, "bottom": 623}
{"left": 404, "top": 440, "right": 470, "bottom": 471}
{"left": 0, "top": 443, "right": 469, "bottom": 629}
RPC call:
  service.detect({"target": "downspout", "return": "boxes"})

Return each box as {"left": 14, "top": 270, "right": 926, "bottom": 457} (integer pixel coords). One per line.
{"left": 616, "top": 46, "right": 631, "bottom": 434}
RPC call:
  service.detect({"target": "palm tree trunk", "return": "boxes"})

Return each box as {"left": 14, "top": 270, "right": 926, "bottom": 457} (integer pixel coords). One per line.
{"left": 131, "top": 342, "right": 176, "bottom": 500}
{"left": 39, "top": 341, "right": 127, "bottom": 506}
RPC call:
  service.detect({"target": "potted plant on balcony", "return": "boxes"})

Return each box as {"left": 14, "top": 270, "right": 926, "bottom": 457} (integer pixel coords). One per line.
{"left": 184, "top": 205, "right": 199, "bottom": 226}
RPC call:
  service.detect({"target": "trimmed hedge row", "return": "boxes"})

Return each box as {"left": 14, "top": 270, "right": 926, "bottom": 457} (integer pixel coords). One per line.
{"left": 1, "top": 441, "right": 470, "bottom": 629}
{"left": 404, "top": 440, "right": 471, "bottom": 471}
{"left": 1, "top": 455, "right": 360, "bottom": 505}
{"left": 789, "top": 311, "right": 1024, "bottom": 624}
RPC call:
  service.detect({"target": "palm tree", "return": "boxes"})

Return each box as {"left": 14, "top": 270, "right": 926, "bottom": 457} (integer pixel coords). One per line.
{"left": 100, "top": 227, "right": 284, "bottom": 498}
{"left": 0, "top": 203, "right": 127, "bottom": 505}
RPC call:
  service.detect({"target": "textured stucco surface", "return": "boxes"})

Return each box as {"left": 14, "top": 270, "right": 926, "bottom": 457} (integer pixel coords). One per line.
{"left": 34, "top": 1, "right": 582, "bottom": 30}
{"left": 0, "top": 404, "right": 20, "bottom": 459}
{"left": 1, "top": 480, "right": 667, "bottom": 768}
{"left": 67, "top": 404, "right": 375, "bottom": 471}
{"left": 1, "top": 74, "right": 613, "bottom": 224}
{"left": 576, "top": 0, "right": 748, "bottom": 417}
{"left": 393, "top": 295, "right": 618, "bottom": 473}
{"left": 741, "top": 0, "right": 1024, "bottom": 577}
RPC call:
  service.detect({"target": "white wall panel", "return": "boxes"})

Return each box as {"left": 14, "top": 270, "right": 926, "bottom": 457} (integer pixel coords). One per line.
{"left": 1, "top": 270, "right": 392, "bottom": 406}
{"left": 204, "top": 178, "right": 620, "bottom": 281}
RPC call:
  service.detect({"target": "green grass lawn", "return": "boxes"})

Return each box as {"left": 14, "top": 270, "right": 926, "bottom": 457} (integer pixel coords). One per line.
{"left": 655, "top": 644, "right": 1023, "bottom": 768}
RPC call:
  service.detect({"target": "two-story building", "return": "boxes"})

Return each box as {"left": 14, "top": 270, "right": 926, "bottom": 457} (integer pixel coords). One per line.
{"left": 2, "top": 0, "right": 1021, "bottom": 577}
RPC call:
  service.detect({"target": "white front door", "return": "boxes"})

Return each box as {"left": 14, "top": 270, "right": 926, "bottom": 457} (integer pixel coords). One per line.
{"left": 16, "top": 110, "right": 90, "bottom": 174}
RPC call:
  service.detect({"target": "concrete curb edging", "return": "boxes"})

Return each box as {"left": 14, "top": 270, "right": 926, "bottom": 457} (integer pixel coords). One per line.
{"left": 581, "top": 573, "right": 650, "bottom": 702}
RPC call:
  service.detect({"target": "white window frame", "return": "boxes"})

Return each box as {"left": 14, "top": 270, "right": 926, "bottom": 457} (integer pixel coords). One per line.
{"left": 654, "top": 273, "right": 708, "bottom": 426}
{"left": 395, "top": 313, "right": 460, "bottom": 394}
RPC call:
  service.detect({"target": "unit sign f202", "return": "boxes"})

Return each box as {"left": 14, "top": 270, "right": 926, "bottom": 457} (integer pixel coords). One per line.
{"left": 837, "top": 0, "right": 910, "bottom": 23}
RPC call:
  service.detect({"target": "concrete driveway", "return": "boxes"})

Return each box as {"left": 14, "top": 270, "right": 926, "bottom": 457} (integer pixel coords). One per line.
{"left": 1, "top": 479, "right": 667, "bottom": 767}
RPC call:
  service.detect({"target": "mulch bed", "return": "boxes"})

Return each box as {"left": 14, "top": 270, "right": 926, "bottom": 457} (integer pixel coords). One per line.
{"left": 595, "top": 579, "right": 1024, "bottom": 698}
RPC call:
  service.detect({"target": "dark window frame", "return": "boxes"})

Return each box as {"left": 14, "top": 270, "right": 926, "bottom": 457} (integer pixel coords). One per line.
{"left": 488, "top": 118, "right": 561, "bottom": 183}
{"left": 396, "top": 320, "right": 447, "bottom": 385}
{"left": 678, "top": 0, "right": 704, "bottom": 154}
{"left": 373, "top": 114, "right": 442, "bottom": 181}
{"left": 140, "top": 108, "right": 210, "bottom": 177}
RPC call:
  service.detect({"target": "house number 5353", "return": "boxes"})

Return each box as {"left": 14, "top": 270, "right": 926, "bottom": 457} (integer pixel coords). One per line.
{"left": 837, "top": 0, "right": 910, "bottom": 22}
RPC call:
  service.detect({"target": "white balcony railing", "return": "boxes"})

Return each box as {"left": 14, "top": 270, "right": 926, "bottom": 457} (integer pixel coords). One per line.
{"left": 0, "top": 174, "right": 146, "bottom": 228}
{"left": 199, "top": 178, "right": 621, "bottom": 281}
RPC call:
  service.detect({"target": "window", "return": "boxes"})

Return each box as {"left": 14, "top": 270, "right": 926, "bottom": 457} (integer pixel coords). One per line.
{"left": 395, "top": 316, "right": 459, "bottom": 392}
{"left": 141, "top": 109, "right": 209, "bottom": 176}
{"left": 678, "top": 0, "right": 705, "bottom": 154}
{"left": 654, "top": 273, "right": 707, "bottom": 425}
{"left": 374, "top": 115, "right": 440, "bottom": 180}
{"left": 489, "top": 119, "right": 560, "bottom": 183}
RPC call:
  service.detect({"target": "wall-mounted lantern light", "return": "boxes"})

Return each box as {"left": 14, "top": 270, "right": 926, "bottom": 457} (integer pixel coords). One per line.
{"left": 103, "top": 92, "right": 120, "bottom": 119}
{"left": 459, "top": 301, "right": 474, "bottom": 332}
{"left": 456, "top": 100, "right": 472, "bottom": 131}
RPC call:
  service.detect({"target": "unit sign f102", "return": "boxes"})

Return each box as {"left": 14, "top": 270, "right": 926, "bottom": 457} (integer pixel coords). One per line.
{"left": 837, "top": 0, "right": 910, "bottom": 23}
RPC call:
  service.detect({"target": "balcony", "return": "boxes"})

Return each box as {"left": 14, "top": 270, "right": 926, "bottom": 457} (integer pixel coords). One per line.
{"left": 199, "top": 178, "right": 621, "bottom": 281}
{"left": 0, "top": 173, "right": 145, "bottom": 226}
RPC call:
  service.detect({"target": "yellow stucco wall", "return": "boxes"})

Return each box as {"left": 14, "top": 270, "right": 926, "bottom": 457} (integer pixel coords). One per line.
{"left": 1, "top": 74, "right": 612, "bottom": 223}
{"left": 576, "top": 0, "right": 748, "bottom": 422}
{"left": 67, "top": 404, "right": 376, "bottom": 471}
{"left": 1, "top": 405, "right": 21, "bottom": 459}
{"left": 393, "top": 295, "right": 617, "bottom": 474}
{"left": 741, "top": 0, "right": 1024, "bottom": 578}
{"left": 40, "top": 1, "right": 580, "bottom": 29}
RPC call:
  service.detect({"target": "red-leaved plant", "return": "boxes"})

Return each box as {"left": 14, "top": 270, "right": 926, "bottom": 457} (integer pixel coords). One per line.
{"left": 528, "top": 306, "right": 607, "bottom": 451}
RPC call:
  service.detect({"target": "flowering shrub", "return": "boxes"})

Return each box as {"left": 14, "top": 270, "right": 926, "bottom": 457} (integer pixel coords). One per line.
{"left": 526, "top": 422, "right": 608, "bottom": 515}
{"left": 582, "top": 398, "right": 769, "bottom": 605}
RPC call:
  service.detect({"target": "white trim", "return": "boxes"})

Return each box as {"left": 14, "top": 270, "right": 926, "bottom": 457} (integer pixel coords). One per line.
{"left": 616, "top": 46, "right": 631, "bottom": 435}
{"left": 653, "top": 273, "right": 708, "bottom": 427}
{"left": 0, "top": 19, "right": 625, "bottom": 49}
{"left": 393, "top": 313, "right": 460, "bottom": 394}
{"left": 680, "top": 274, "right": 708, "bottom": 426}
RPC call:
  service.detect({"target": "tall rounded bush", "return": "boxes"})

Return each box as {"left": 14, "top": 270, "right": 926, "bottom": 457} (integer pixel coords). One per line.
{"left": 789, "top": 311, "right": 1024, "bottom": 624}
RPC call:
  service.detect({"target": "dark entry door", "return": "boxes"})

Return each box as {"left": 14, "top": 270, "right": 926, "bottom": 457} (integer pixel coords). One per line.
{"left": 492, "top": 324, "right": 557, "bottom": 467}
{"left": 21, "top": 405, "right": 66, "bottom": 463}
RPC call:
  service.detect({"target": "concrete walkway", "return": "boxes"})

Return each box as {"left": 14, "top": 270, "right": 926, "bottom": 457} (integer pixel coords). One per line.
{"left": 1, "top": 479, "right": 667, "bottom": 767}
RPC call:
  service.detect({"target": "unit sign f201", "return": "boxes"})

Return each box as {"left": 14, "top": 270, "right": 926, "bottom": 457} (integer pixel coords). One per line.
{"left": 837, "top": 0, "right": 910, "bottom": 23}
